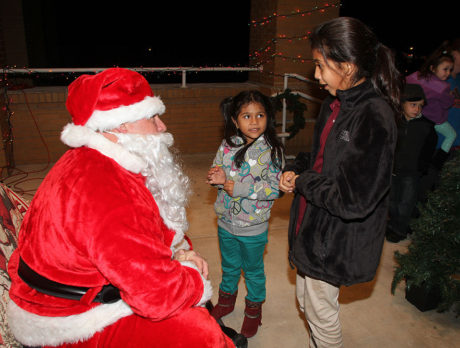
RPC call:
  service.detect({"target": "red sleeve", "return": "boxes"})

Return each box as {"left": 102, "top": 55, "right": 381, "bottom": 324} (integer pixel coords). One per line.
{"left": 87, "top": 199, "right": 205, "bottom": 321}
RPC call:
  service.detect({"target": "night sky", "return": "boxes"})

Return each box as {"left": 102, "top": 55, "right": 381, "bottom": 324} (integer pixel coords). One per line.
{"left": 21, "top": 1, "right": 459, "bottom": 75}
{"left": 23, "top": 2, "right": 251, "bottom": 68}
{"left": 340, "top": 1, "right": 459, "bottom": 63}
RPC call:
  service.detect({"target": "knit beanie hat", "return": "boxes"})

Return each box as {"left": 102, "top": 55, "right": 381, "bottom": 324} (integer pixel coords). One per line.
{"left": 401, "top": 83, "right": 426, "bottom": 103}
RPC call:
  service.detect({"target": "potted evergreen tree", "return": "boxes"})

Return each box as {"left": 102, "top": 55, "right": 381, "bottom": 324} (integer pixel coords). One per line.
{"left": 391, "top": 151, "right": 460, "bottom": 314}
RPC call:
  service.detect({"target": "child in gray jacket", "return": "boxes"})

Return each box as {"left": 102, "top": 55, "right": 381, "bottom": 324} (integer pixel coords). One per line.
{"left": 206, "top": 90, "right": 284, "bottom": 338}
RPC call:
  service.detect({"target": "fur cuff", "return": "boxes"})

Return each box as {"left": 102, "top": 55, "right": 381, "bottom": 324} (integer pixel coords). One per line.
{"left": 7, "top": 299, "right": 133, "bottom": 346}
{"left": 180, "top": 261, "right": 213, "bottom": 306}
{"left": 170, "top": 235, "right": 190, "bottom": 254}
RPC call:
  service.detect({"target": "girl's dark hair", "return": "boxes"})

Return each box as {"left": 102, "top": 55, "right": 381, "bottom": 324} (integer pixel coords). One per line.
{"left": 419, "top": 45, "right": 454, "bottom": 79}
{"left": 310, "top": 17, "right": 403, "bottom": 117}
{"left": 220, "top": 90, "right": 284, "bottom": 169}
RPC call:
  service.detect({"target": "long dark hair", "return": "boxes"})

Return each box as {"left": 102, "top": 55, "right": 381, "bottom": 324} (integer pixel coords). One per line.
{"left": 310, "top": 17, "right": 403, "bottom": 117}
{"left": 220, "top": 90, "right": 284, "bottom": 169}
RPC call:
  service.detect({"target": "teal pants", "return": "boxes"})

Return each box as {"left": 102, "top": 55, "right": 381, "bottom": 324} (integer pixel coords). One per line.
{"left": 218, "top": 226, "right": 268, "bottom": 303}
{"left": 435, "top": 121, "right": 457, "bottom": 153}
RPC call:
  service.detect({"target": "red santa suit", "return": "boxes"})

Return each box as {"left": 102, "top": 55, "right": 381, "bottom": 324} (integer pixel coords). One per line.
{"left": 6, "top": 68, "right": 234, "bottom": 348}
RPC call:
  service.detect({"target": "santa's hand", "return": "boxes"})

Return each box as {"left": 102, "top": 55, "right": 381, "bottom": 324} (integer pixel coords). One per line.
{"left": 175, "top": 250, "right": 209, "bottom": 279}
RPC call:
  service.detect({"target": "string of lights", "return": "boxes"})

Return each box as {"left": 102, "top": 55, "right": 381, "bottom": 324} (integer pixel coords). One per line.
{"left": 249, "top": 2, "right": 339, "bottom": 72}
{"left": 0, "top": 66, "right": 260, "bottom": 87}
{"left": 249, "top": 2, "right": 340, "bottom": 27}
{"left": 1, "top": 70, "right": 53, "bottom": 192}
{"left": 252, "top": 54, "right": 315, "bottom": 67}
{"left": 1, "top": 71, "right": 15, "bottom": 171}
{"left": 249, "top": 32, "right": 312, "bottom": 64}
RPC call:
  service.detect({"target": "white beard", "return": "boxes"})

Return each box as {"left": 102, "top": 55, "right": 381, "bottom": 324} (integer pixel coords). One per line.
{"left": 115, "top": 132, "right": 191, "bottom": 249}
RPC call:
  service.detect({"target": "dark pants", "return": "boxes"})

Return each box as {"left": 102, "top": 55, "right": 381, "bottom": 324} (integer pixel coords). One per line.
{"left": 387, "top": 174, "right": 420, "bottom": 238}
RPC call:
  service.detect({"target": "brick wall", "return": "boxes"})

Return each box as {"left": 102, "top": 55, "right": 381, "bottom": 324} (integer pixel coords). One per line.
{"left": 7, "top": 82, "right": 316, "bottom": 165}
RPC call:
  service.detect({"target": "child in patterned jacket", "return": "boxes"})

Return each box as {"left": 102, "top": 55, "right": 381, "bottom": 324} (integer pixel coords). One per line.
{"left": 206, "top": 90, "right": 284, "bottom": 338}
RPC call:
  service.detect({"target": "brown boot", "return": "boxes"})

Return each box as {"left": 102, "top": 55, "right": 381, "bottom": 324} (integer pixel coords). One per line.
{"left": 211, "top": 289, "right": 238, "bottom": 320}
{"left": 240, "top": 299, "right": 262, "bottom": 338}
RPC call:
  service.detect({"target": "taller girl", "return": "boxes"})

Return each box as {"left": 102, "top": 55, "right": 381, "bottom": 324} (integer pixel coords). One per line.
{"left": 279, "top": 17, "right": 401, "bottom": 347}
{"left": 207, "top": 90, "right": 284, "bottom": 338}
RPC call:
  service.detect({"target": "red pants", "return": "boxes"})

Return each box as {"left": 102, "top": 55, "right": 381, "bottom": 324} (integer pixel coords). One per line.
{"left": 46, "top": 307, "right": 235, "bottom": 348}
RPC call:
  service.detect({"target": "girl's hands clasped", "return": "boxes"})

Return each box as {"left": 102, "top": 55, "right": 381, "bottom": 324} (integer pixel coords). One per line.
{"left": 206, "top": 166, "right": 226, "bottom": 185}
{"left": 206, "top": 166, "right": 235, "bottom": 196}
{"left": 279, "top": 171, "right": 298, "bottom": 193}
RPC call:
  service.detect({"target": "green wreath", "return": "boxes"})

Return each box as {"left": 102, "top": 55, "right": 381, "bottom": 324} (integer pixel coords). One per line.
{"left": 271, "top": 88, "right": 307, "bottom": 139}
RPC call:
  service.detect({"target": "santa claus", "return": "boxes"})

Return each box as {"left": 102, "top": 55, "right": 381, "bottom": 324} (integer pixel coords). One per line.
{"left": 7, "top": 68, "right": 234, "bottom": 347}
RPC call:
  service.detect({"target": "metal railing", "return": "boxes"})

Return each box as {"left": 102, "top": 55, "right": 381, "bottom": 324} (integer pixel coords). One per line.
{"left": 5, "top": 67, "right": 323, "bottom": 159}
{"left": 3, "top": 66, "right": 262, "bottom": 88}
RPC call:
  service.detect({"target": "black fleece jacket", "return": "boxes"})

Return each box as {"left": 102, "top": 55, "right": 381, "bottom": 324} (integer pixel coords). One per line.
{"left": 393, "top": 115, "right": 436, "bottom": 176}
{"left": 286, "top": 80, "right": 397, "bottom": 286}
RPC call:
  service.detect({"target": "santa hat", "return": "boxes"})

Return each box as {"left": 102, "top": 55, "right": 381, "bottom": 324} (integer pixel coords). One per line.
{"left": 61, "top": 68, "right": 165, "bottom": 145}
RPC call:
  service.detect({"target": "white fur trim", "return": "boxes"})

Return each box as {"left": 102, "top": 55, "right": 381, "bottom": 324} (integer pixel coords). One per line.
{"left": 85, "top": 96, "right": 165, "bottom": 131}
{"left": 170, "top": 230, "right": 188, "bottom": 254}
{"left": 170, "top": 237, "right": 190, "bottom": 254}
{"left": 60, "top": 124, "right": 148, "bottom": 173}
{"left": 7, "top": 299, "right": 133, "bottom": 346}
{"left": 180, "top": 261, "right": 213, "bottom": 306}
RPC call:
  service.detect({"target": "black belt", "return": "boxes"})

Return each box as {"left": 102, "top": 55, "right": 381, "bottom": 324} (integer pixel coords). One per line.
{"left": 18, "top": 258, "right": 121, "bottom": 304}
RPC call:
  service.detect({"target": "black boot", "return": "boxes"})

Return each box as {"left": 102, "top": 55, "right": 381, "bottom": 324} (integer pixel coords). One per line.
{"left": 206, "top": 301, "right": 248, "bottom": 348}
{"left": 431, "top": 149, "right": 449, "bottom": 171}
{"left": 385, "top": 222, "right": 408, "bottom": 243}
{"left": 385, "top": 228, "right": 407, "bottom": 243}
